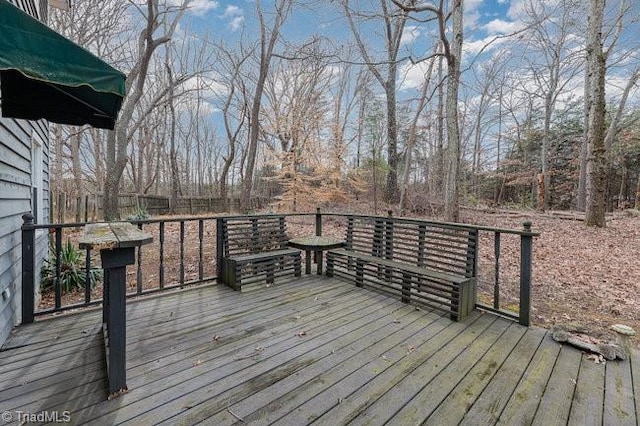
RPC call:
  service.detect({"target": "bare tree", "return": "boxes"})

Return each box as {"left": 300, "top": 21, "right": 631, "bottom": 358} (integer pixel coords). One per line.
{"left": 103, "top": 0, "right": 189, "bottom": 220}
{"left": 466, "top": 54, "right": 507, "bottom": 200}
{"left": 48, "top": 0, "right": 131, "bottom": 215}
{"left": 584, "top": 0, "right": 640, "bottom": 226}
{"left": 517, "top": 0, "right": 583, "bottom": 211}
{"left": 240, "top": 0, "right": 293, "bottom": 212}
{"left": 396, "top": 0, "right": 464, "bottom": 221}
{"left": 584, "top": 0, "right": 607, "bottom": 226}
{"left": 399, "top": 53, "right": 437, "bottom": 214}
{"left": 342, "top": 0, "right": 411, "bottom": 204}
{"left": 215, "top": 43, "right": 251, "bottom": 202}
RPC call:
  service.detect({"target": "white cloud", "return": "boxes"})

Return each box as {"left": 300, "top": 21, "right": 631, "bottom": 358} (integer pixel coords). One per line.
{"left": 182, "top": 73, "right": 228, "bottom": 99}
{"left": 398, "top": 60, "right": 434, "bottom": 90}
{"left": 507, "top": 0, "right": 561, "bottom": 20}
{"left": 464, "top": 0, "right": 483, "bottom": 28}
{"left": 219, "top": 5, "right": 244, "bottom": 31}
{"left": 463, "top": 35, "right": 507, "bottom": 56}
{"left": 229, "top": 16, "right": 244, "bottom": 31}
{"left": 222, "top": 5, "right": 242, "bottom": 17}
{"left": 400, "top": 26, "right": 420, "bottom": 45}
{"left": 168, "top": 0, "right": 219, "bottom": 15}
{"left": 605, "top": 74, "right": 640, "bottom": 105}
{"left": 484, "top": 19, "right": 523, "bottom": 35}
{"left": 506, "top": 0, "right": 527, "bottom": 20}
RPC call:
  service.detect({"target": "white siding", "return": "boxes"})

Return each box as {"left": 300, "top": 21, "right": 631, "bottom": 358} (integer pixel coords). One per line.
{"left": 0, "top": 0, "right": 50, "bottom": 346}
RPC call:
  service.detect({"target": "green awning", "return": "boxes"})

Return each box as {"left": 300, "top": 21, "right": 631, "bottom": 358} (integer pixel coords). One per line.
{"left": 0, "top": 0, "right": 126, "bottom": 129}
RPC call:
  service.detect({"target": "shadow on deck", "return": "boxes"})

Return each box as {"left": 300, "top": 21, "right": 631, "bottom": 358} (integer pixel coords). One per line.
{"left": 1, "top": 276, "right": 638, "bottom": 425}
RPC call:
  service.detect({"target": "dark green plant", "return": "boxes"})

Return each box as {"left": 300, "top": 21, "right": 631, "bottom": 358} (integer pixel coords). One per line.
{"left": 41, "top": 240, "right": 102, "bottom": 294}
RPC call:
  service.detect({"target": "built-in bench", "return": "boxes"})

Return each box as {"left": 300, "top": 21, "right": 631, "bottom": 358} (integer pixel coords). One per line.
{"left": 217, "top": 216, "right": 301, "bottom": 291}
{"left": 326, "top": 215, "right": 478, "bottom": 321}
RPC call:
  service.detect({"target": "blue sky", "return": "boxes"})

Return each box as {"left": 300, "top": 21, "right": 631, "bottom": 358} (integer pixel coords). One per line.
{"left": 177, "top": 0, "right": 537, "bottom": 86}
{"left": 173, "top": 0, "right": 639, "bottom": 120}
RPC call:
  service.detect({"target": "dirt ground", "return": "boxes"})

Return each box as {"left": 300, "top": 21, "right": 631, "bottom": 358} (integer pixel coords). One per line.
{"left": 40, "top": 207, "right": 639, "bottom": 348}
{"left": 460, "top": 208, "right": 640, "bottom": 348}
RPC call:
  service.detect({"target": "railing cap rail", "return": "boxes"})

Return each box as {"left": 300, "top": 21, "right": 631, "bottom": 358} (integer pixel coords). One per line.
{"left": 30, "top": 210, "right": 540, "bottom": 236}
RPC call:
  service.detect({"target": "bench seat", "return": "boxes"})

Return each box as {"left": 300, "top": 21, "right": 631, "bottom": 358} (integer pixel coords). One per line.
{"left": 325, "top": 215, "right": 477, "bottom": 321}
{"left": 217, "top": 216, "right": 302, "bottom": 291}
{"left": 222, "top": 248, "right": 301, "bottom": 291}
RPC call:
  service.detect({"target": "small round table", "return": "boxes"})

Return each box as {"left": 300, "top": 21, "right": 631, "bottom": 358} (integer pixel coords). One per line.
{"left": 288, "top": 236, "right": 344, "bottom": 275}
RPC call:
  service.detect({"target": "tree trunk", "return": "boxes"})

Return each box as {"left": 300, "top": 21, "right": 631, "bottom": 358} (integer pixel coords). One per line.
{"left": 494, "top": 85, "right": 503, "bottom": 204}
{"left": 356, "top": 93, "right": 366, "bottom": 168}
{"left": 52, "top": 125, "right": 63, "bottom": 196}
{"left": 539, "top": 92, "right": 552, "bottom": 211}
{"left": 168, "top": 81, "right": 179, "bottom": 213}
{"left": 585, "top": 0, "right": 607, "bottom": 227}
{"left": 103, "top": 0, "right": 187, "bottom": 221}
{"left": 436, "top": 52, "right": 445, "bottom": 195}
{"left": 241, "top": 0, "right": 290, "bottom": 212}
{"left": 103, "top": 126, "right": 128, "bottom": 221}
{"left": 71, "top": 131, "right": 84, "bottom": 222}
{"left": 443, "top": 0, "right": 463, "bottom": 222}
{"left": 577, "top": 65, "right": 590, "bottom": 211}
{"left": 635, "top": 172, "right": 640, "bottom": 210}
{"left": 400, "top": 56, "right": 434, "bottom": 214}
{"left": 618, "top": 165, "right": 627, "bottom": 209}
{"left": 385, "top": 75, "right": 399, "bottom": 204}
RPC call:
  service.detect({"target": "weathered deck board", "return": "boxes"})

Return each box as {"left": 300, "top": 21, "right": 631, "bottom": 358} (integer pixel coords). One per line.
{"left": 351, "top": 316, "right": 511, "bottom": 425}
{"left": 603, "top": 355, "right": 637, "bottom": 425}
{"left": 495, "top": 335, "right": 561, "bottom": 425}
{"left": 457, "top": 326, "right": 548, "bottom": 425}
{"left": 633, "top": 349, "right": 640, "bottom": 426}
{"left": 531, "top": 345, "right": 582, "bottom": 425}
{"left": 420, "top": 322, "right": 527, "bottom": 425}
{"left": 0, "top": 275, "right": 637, "bottom": 426}
{"left": 567, "top": 354, "right": 606, "bottom": 426}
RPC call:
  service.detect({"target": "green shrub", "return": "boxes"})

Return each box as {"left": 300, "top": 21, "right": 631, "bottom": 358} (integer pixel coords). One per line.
{"left": 41, "top": 240, "right": 102, "bottom": 294}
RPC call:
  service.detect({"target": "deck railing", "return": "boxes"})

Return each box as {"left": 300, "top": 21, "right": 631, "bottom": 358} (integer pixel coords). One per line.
{"left": 21, "top": 210, "right": 539, "bottom": 326}
{"left": 20, "top": 214, "right": 219, "bottom": 321}
{"left": 311, "top": 211, "right": 538, "bottom": 325}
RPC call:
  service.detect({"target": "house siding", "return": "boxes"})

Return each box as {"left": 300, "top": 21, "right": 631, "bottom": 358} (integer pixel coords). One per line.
{"left": 0, "top": 0, "right": 50, "bottom": 346}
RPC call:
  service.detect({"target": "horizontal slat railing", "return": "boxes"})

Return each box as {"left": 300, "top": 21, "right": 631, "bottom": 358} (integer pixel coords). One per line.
{"left": 21, "top": 210, "right": 538, "bottom": 326}
{"left": 310, "top": 212, "right": 539, "bottom": 326}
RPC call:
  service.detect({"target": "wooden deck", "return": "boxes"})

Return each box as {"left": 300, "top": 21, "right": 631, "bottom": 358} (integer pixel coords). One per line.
{"left": 0, "top": 276, "right": 638, "bottom": 425}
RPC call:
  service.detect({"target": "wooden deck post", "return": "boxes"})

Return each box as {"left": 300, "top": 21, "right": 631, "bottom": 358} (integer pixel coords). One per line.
{"left": 21, "top": 213, "right": 35, "bottom": 324}
{"left": 216, "top": 218, "right": 224, "bottom": 281}
{"left": 79, "top": 223, "right": 152, "bottom": 398}
{"left": 519, "top": 221, "right": 533, "bottom": 326}
{"left": 101, "top": 247, "right": 133, "bottom": 396}
{"left": 385, "top": 210, "right": 394, "bottom": 281}
{"left": 493, "top": 231, "right": 501, "bottom": 310}
{"left": 315, "top": 207, "right": 322, "bottom": 236}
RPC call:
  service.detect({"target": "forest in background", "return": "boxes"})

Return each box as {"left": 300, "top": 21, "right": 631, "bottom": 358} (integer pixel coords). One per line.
{"left": 46, "top": 0, "right": 640, "bottom": 226}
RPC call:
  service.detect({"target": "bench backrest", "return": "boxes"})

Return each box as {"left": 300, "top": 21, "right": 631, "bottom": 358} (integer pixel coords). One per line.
{"left": 219, "top": 216, "right": 289, "bottom": 257}
{"left": 344, "top": 215, "right": 477, "bottom": 278}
